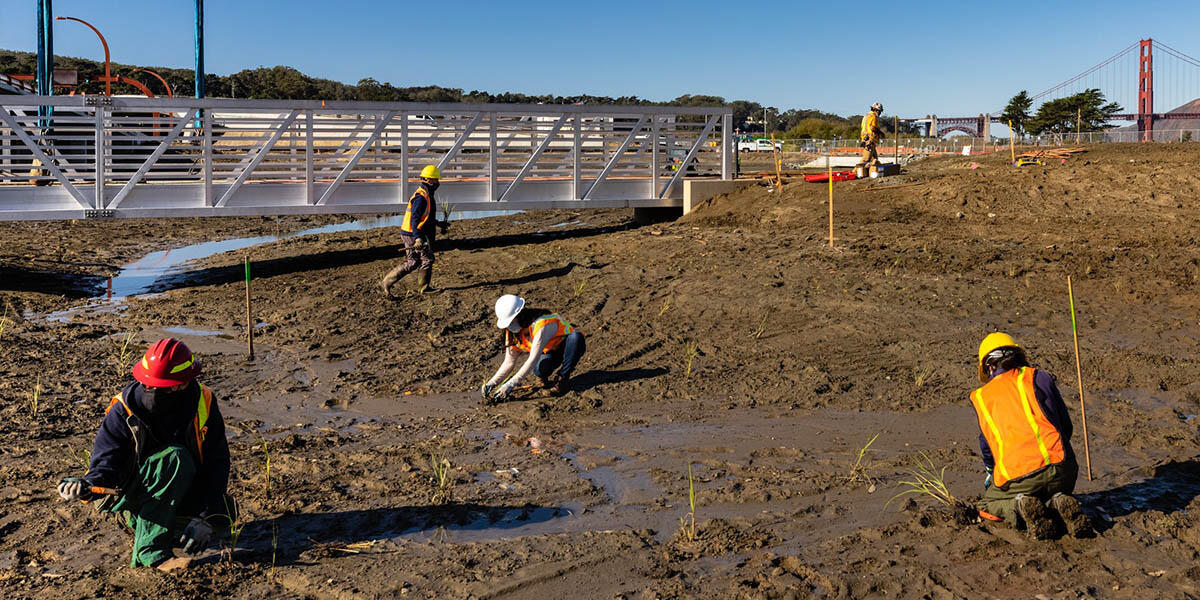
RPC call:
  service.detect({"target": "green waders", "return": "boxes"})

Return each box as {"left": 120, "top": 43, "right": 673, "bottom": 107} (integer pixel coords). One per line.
{"left": 977, "top": 459, "right": 1078, "bottom": 524}
{"left": 108, "top": 445, "right": 197, "bottom": 568}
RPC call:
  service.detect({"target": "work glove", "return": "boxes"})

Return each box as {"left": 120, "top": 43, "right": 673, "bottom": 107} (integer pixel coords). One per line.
{"left": 57, "top": 477, "right": 95, "bottom": 502}
{"left": 494, "top": 383, "right": 514, "bottom": 401}
{"left": 983, "top": 468, "right": 993, "bottom": 490}
{"left": 411, "top": 236, "right": 425, "bottom": 249}
{"left": 481, "top": 383, "right": 496, "bottom": 401}
{"left": 179, "top": 517, "right": 214, "bottom": 554}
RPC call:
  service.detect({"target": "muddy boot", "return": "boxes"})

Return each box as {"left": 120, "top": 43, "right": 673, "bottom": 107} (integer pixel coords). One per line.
{"left": 381, "top": 268, "right": 406, "bottom": 299}
{"left": 1015, "top": 494, "right": 1055, "bottom": 540}
{"left": 416, "top": 268, "right": 436, "bottom": 294}
{"left": 155, "top": 556, "right": 192, "bottom": 572}
{"left": 1049, "top": 493, "right": 1092, "bottom": 538}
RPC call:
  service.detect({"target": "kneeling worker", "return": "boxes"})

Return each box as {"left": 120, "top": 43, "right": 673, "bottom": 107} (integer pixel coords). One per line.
{"left": 57, "top": 338, "right": 232, "bottom": 571}
{"left": 482, "top": 294, "right": 586, "bottom": 402}
{"left": 971, "top": 333, "right": 1091, "bottom": 540}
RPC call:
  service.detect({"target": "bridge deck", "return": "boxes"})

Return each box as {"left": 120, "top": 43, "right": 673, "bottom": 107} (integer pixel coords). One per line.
{"left": 0, "top": 97, "right": 733, "bottom": 220}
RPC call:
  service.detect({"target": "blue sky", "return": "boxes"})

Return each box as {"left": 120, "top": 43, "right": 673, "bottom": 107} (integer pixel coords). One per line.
{"left": 2, "top": 0, "right": 1198, "bottom": 117}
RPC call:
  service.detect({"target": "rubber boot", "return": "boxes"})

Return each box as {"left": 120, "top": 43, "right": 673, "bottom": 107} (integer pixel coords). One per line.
{"left": 1015, "top": 494, "right": 1055, "bottom": 540}
{"left": 1049, "top": 493, "right": 1092, "bottom": 538}
{"left": 416, "top": 268, "right": 435, "bottom": 294}
{"left": 381, "top": 266, "right": 406, "bottom": 299}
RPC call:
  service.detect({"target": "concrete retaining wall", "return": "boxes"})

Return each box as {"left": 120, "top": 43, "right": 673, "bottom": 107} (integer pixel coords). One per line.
{"left": 683, "top": 179, "right": 757, "bottom": 214}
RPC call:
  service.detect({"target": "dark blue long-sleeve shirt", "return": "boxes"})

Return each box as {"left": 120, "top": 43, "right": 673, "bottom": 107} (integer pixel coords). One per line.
{"left": 85, "top": 381, "right": 230, "bottom": 518}
{"left": 402, "top": 182, "right": 438, "bottom": 239}
{"left": 977, "top": 367, "right": 1074, "bottom": 471}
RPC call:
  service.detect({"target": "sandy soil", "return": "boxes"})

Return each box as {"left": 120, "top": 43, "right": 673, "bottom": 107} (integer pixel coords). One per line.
{"left": 1, "top": 142, "right": 1199, "bottom": 599}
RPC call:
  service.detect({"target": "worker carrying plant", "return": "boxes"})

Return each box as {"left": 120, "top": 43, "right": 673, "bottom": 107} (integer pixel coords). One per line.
{"left": 858, "top": 102, "right": 885, "bottom": 167}
{"left": 56, "top": 338, "right": 233, "bottom": 572}
{"left": 381, "top": 165, "right": 449, "bottom": 298}
{"left": 482, "top": 294, "right": 586, "bottom": 403}
{"left": 970, "top": 333, "right": 1092, "bottom": 540}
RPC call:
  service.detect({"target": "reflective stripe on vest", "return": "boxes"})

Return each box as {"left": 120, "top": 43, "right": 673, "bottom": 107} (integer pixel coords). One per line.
{"left": 510, "top": 315, "right": 574, "bottom": 354}
{"left": 969, "top": 368, "right": 1066, "bottom": 487}
{"left": 105, "top": 384, "right": 214, "bottom": 463}
{"left": 401, "top": 187, "right": 432, "bottom": 233}
{"left": 861, "top": 112, "right": 877, "bottom": 140}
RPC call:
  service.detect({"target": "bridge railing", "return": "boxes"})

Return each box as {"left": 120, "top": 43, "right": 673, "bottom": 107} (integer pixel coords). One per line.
{"left": 0, "top": 97, "right": 733, "bottom": 220}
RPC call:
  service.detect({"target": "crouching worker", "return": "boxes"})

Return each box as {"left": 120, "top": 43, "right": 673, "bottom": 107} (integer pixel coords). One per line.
{"left": 482, "top": 294, "right": 585, "bottom": 403}
{"left": 56, "top": 338, "right": 232, "bottom": 571}
{"left": 971, "top": 333, "right": 1091, "bottom": 540}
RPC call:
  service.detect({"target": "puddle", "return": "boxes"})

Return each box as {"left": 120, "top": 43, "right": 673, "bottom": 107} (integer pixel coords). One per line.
{"left": 163, "top": 326, "right": 224, "bottom": 336}
{"left": 393, "top": 503, "right": 583, "bottom": 543}
{"left": 108, "top": 210, "right": 517, "bottom": 299}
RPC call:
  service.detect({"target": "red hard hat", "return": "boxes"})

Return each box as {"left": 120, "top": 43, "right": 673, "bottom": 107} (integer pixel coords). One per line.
{"left": 131, "top": 338, "right": 199, "bottom": 387}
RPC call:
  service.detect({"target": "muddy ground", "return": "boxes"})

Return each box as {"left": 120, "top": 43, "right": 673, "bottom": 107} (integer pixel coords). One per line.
{"left": 1, "top": 142, "right": 1199, "bottom": 599}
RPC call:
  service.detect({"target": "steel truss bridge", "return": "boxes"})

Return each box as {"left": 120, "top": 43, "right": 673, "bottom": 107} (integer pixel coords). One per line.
{"left": 914, "top": 38, "right": 1200, "bottom": 139}
{"left": 0, "top": 96, "right": 733, "bottom": 221}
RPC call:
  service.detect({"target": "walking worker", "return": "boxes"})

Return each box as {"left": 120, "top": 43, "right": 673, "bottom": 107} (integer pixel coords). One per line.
{"left": 858, "top": 101, "right": 885, "bottom": 167}
{"left": 56, "top": 338, "right": 232, "bottom": 572}
{"left": 381, "top": 165, "right": 447, "bottom": 298}
{"left": 482, "top": 294, "right": 586, "bottom": 403}
{"left": 970, "top": 333, "right": 1091, "bottom": 540}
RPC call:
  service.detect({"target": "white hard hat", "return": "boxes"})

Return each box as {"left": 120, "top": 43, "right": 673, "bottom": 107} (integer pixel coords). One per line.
{"left": 495, "top": 294, "right": 525, "bottom": 329}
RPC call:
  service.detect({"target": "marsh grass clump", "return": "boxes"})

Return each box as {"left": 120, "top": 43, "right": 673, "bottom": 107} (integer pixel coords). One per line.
{"left": 682, "top": 341, "right": 700, "bottom": 381}
{"left": 428, "top": 453, "right": 453, "bottom": 504}
{"left": 678, "top": 463, "right": 697, "bottom": 542}
{"left": 886, "top": 452, "right": 957, "bottom": 509}
{"left": 846, "top": 433, "right": 880, "bottom": 487}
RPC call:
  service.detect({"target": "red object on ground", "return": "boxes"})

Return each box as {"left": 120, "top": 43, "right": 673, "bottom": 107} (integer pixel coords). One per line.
{"left": 804, "top": 171, "right": 857, "bottom": 183}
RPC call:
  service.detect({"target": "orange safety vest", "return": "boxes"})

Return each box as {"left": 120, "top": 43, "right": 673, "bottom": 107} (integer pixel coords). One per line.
{"left": 106, "top": 384, "right": 215, "bottom": 463}
{"left": 969, "top": 368, "right": 1066, "bottom": 487}
{"left": 401, "top": 187, "right": 432, "bottom": 234}
{"left": 507, "top": 314, "right": 575, "bottom": 354}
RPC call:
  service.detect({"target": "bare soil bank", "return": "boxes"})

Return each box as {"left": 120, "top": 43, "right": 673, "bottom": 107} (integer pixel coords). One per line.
{"left": 2, "top": 143, "right": 1199, "bottom": 598}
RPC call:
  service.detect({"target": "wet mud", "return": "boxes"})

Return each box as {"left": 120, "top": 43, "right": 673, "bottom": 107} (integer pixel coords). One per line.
{"left": 2, "top": 143, "right": 1200, "bottom": 598}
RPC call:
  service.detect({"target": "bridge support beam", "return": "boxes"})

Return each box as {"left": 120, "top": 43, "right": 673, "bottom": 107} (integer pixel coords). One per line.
{"left": 1138, "top": 38, "right": 1154, "bottom": 142}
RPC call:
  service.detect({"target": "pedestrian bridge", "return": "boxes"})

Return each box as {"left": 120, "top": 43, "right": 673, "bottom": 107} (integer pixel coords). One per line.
{"left": 0, "top": 97, "right": 733, "bottom": 220}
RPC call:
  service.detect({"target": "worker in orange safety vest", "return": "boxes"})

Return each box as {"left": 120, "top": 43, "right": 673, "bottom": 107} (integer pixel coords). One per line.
{"left": 971, "top": 333, "right": 1092, "bottom": 540}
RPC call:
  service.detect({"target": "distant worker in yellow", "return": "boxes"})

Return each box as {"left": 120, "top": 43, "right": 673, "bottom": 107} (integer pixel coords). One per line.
{"left": 381, "top": 165, "right": 448, "bottom": 298}
{"left": 970, "top": 333, "right": 1092, "bottom": 540}
{"left": 858, "top": 102, "right": 885, "bottom": 167}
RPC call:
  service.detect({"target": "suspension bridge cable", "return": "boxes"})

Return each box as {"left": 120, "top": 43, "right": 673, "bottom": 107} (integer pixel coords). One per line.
{"left": 1029, "top": 41, "right": 1140, "bottom": 102}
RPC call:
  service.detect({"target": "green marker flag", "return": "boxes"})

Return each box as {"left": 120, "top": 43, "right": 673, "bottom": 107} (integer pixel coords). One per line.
{"left": 244, "top": 257, "right": 251, "bottom": 282}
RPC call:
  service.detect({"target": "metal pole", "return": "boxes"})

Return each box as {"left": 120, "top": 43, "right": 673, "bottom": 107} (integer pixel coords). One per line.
{"left": 56, "top": 17, "right": 110, "bottom": 96}
{"left": 37, "top": 0, "right": 53, "bottom": 128}
{"left": 195, "top": 0, "right": 205, "bottom": 100}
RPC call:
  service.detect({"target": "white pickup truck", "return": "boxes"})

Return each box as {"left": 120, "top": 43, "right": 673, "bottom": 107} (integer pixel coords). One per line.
{"left": 737, "top": 138, "right": 782, "bottom": 152}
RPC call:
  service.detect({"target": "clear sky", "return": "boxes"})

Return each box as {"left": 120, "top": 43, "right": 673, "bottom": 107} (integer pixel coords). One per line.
{"left": 1, "top": 0, "right": 1197, "bottom": 117}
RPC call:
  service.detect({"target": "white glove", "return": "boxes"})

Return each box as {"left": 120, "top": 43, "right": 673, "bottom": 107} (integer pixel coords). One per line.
{"left": 180, "top": 518, "right": 213, "bottom": 554}
{"left": 57, "top": 477, "right": 85, "bottom": 501}
{"left": 495, "top": 383, "right": 514, "bottom": 400}
{"left": 481, "top": 383, "right": 496, "bottom": 400}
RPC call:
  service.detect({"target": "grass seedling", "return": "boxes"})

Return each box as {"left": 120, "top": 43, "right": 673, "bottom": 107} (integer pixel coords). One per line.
{"left": 658, "top": 297, "right": 672, "bottom": 317}
{"left": 269, "top": 521, "right": 279, "bottom": 581}
{"left": 682, "top": 340, "right": 700, "bottom": 381}
{"left": 216, "top": 496, "right": 245, "bottom": 563}
{"left": 913, "top": 364, "right": 935, "bottom": 389}
{"left": 886, "top": 452, "right": 958, "bottom": 509}
{"left": 574, "top": 279, "right": 587, "bottom": 298}
{"left": 66, "top": 444, "right": 92, "bottom": 469}
{"left": 259, "top": 439, "right": 272, "bottom": 498}
{"left": 440, "top": 202, "right": 455, "bottom": 223}
{"left": 29, "top": 375, "right": 41, "bottom": 416}
{"left": 846, "top": 433, "right": 880, "bottom": 487}
{"left": 110, "top": 332, "right": 135, "bottom": 380}
{"left": 428, "top": 452, "right": 453, "bottom": 505}
{"left": 752, "top": 314, "right": 768, "bottom": 339}
{"left": 0, "top": 303, "right": 11, "bottom": 340}
{"left": 678, "top": 463, "right": 697, "bottom": 542}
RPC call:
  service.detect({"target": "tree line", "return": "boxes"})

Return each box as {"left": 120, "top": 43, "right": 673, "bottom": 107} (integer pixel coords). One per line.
{"left": 1, "top": 49, "right": 909, "bottom": 139}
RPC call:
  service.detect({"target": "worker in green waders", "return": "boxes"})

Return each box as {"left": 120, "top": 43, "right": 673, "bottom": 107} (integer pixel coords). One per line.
{"left": 57, "top": 338, "right": 233, "bottom": 572}
{"left": 481, "top": 294, "right": 586, "bottom": 403}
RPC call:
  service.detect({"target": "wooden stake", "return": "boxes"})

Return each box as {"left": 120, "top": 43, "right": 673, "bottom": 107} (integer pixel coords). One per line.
{"left": 1067, "top": 275, "right": 1092, "bottom": 481}
{"left": 827, "top": 163, "right": 834, "bottom": 248}
{"left": 1076, "top": 108, "right": 1082, "bottom": 144}
{"left": 1008, "top": 120, "right": 1016, "bottom": 164}
{"left": 245, "top": 256, "right": 254, "bottom": 361}
{"left": 106, "top": 276, "right": 112, "bottom": 300}
{"left": 771, "top": 133, "right": 783, "bottom": 189}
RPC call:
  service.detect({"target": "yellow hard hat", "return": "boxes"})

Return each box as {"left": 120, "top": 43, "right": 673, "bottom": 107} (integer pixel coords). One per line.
{"left": 977, "top": 332, "right": 1019, "bottom": 382}
{"left": 419, "top": 165, "right": 441, "bottom": 180}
